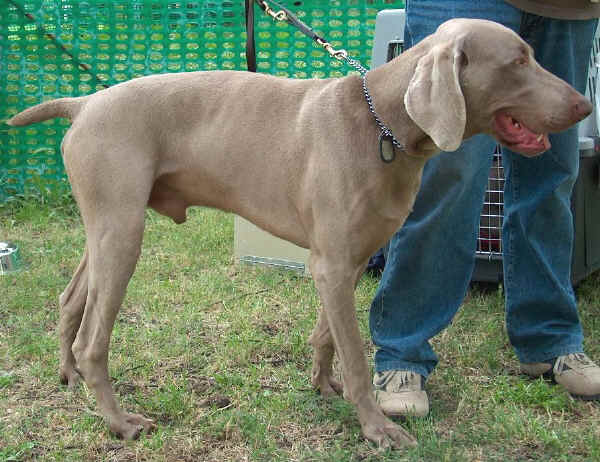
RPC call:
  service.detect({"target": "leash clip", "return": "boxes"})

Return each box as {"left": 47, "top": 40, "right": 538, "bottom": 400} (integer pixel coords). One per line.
{"left": 316, "top": 38, "right": 348, "bottom": 61}
{"left": 266, "top": 7, "right": 287, "bottom": 21}
{"left": 259, "top": 0, "right": 288, "bottom": 21}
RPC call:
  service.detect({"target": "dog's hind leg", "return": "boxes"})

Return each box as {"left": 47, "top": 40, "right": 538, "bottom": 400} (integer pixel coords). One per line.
{"left": 71, "top": 203, "right": 155, "bottom": 439}
{"left": 58, "top": 248, "right": 89, "bottom": 388}
{"left": 63, "top": 142, "right": 157, "bottom": 439}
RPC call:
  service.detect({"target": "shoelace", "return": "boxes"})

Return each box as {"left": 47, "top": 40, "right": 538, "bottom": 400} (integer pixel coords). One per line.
{"left": 554, "top": 353, "right": 595, "bottom": 374}
{"left": 375, "top": 371, "right": 417, "bottom": 392}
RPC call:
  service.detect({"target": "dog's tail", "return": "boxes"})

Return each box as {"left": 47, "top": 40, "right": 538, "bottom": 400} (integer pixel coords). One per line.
{"left": 5, "top": 97, "right": 86, "bottom": 127}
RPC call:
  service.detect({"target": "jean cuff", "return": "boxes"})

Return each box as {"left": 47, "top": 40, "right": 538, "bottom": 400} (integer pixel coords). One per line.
{"left": 515, "top": 343, "right": 583, "bottom": 364}
{"left": 374, "top": 359, "right": 433, "bottom": 379}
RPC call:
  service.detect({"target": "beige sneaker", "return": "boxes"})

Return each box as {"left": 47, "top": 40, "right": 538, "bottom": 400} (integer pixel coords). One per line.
{"left": 373, "top": 370, "right": 429, "bottom": 417}
{"left": 521, "top": 353, "right": 600, "bottom": 400}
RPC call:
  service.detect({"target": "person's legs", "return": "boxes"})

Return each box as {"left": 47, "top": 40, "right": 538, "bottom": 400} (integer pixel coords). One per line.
{"left": 370, "top": 136, "right": 496, "bottom": 377}
{"left": 372, "top": 3, "right": 600, "bottom": 411}
{"left": 503, "top": 16, "right": 597, "bottom": 363}
{"left": 370, "top": 0, "right": 522, "bottom": 379}
{"left": 371, "top": 1, "right": 525, "bottom": 416}
{"left": 501, "top": 16, "right": 600, "bottom": 399}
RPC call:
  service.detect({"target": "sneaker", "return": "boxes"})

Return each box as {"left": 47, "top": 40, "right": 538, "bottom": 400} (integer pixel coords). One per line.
{"left": 521, "top": 353, "right": 600, "bottom": 400}
{"left": 373, "top": 370, "right": 429, "bottom": 417}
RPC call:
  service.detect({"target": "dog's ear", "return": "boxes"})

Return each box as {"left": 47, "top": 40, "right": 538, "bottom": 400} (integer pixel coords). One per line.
{"left": 404, "top": 40, "right": 466, "bottom": 152}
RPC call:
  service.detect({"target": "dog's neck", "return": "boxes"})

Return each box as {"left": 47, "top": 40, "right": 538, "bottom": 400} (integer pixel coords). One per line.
{"left": 362, "top": 41, "right": 440, "bottom": 158}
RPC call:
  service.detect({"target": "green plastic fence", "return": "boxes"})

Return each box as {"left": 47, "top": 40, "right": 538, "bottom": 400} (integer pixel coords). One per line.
{"left": 0, "top": 0, "right": 403, "bottom": 201}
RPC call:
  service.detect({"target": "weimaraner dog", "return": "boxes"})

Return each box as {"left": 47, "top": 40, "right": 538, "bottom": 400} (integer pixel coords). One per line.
{"left": 8, "top": 18, "right": 592, "bottom": 447}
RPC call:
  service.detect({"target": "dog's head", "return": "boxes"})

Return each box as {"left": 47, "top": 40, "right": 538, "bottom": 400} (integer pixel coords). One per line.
{"left": 404, "top": 18, "right": 592, "bottom": 156}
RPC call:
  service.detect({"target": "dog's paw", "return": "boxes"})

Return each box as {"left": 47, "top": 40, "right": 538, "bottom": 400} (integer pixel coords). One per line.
{"left": 312, "top": 373, "right": 343, "bottom": 398}
{"left": 59, "top": 366, "right": 81, "bottom": 389}
{"left": 110, "top": 413, "right": 156, "bottom": 440}
{"left": 360, "top": 411, "right": 417, "bottom": 449}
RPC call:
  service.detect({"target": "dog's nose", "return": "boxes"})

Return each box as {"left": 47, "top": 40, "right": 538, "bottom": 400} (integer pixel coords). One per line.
{"left": 573, "top": 95, "right": 593, "bottom": 122}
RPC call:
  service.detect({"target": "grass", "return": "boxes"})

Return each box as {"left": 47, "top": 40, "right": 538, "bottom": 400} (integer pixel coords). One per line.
{"left": 2, "top": 194, "right": 600, "bottom": 461}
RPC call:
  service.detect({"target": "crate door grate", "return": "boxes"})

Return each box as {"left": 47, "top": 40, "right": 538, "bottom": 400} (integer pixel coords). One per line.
{"left": 477, "top": 146, "right": 504, "bottom": 257}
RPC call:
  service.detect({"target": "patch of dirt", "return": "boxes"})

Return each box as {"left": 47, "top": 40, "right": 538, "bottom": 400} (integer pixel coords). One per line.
{"left": 188, "top": 375, "right": 216, "bottom": 394}
{"left": 199, "top": 394, "right": 232, "bottom": 409}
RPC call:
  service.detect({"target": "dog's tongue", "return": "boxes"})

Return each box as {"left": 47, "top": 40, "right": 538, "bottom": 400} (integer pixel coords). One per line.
{"left": 494, "top": 113, "right": 550, "bottom": 155}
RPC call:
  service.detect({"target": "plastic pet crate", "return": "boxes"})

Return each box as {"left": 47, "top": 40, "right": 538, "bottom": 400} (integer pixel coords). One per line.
{"left": 472, "top": 138, "right": 600, "bottom": 285}
{"left": 372, "top": 9, "right": 600, "bottom": 285}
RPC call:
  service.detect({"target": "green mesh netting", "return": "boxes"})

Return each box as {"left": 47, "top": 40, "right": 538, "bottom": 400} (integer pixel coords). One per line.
{"left": 0, "top": 0, "right": 404, "bottom": 201}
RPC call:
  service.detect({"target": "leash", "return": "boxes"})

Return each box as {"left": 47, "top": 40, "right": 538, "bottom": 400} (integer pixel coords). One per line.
{"left": 245, "top": 0, "right": 403, "bottom": 163}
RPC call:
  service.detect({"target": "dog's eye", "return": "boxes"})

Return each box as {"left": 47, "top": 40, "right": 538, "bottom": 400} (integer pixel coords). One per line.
{"left": 515, "top": 46, "right": 530, "bottom": 66}
{"left": 515, "top": 56, "right": 528, "bottom": 66}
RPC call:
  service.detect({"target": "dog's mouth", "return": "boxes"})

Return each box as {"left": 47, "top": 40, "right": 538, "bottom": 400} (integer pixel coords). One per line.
{"left": 492, "top": 112, "right": 550, "bottom": 156}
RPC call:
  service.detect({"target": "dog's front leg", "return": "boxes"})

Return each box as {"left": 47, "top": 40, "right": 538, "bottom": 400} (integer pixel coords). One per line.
{"left": 309, "top": 266, "right": 374, "bottom": 397}
{"left": 309, "top": 308, "right": 343, "bottom": 397}
{"left": 309, "top": 254, "right": 416, "bottom": 448}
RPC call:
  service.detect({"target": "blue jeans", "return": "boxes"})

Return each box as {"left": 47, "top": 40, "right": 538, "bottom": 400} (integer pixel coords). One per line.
{"left": 369, "top": 0, "right": 598, "bottom": 378}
